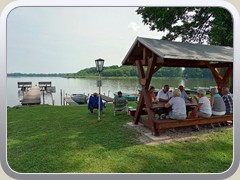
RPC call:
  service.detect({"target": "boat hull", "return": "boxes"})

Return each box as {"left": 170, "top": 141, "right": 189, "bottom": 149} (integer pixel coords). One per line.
{"left": 71, "top": 94, "right": 88, "bottom": 104}
{"left": 113, "top": 92, "right": 138, "bottom": 101}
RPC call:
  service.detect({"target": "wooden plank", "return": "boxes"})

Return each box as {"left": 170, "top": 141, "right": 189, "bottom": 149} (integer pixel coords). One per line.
{"left": 153, "top": 115, "right": 233, "bottom": 136}
{"left": 222, "top": 67, "right": 233, "bottom": 85}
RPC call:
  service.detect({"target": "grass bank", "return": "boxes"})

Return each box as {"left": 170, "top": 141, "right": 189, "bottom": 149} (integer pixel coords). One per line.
{"left": 7, "top": 104, "right": 233, "bottom": 173}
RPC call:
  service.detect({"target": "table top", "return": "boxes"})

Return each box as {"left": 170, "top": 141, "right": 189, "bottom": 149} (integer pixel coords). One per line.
{"left": 151, "top": 99, "right": 197, "bottom": 109}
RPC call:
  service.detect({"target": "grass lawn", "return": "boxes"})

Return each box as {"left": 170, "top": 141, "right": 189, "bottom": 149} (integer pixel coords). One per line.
{"left": 7, "top": 103, "right": 233, "bottom": 173}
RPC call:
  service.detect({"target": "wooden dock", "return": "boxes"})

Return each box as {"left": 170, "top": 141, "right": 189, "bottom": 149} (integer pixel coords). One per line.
{"left": 20, "top": 86, "right": 41, "bottom": 105}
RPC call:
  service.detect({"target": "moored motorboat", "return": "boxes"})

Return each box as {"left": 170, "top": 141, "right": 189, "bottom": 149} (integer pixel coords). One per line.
{"left": 113, "top": 92, "right": 138, "bottom": 101}
{"left": 137, "top": 87, "right": 159, "bottom": 96}
{"left": 71, "top": 94, "right": 88, "bottom": 104}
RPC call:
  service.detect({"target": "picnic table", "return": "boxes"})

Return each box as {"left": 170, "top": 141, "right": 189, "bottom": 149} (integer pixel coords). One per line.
{"left": 150, "top": 99, "right": 197, "bottom": 109}
{"left": 130, "top": 99, "right": 232, "bottom": 136}
{"left": 142, "top": 99, "right": 198, "bottom": 118}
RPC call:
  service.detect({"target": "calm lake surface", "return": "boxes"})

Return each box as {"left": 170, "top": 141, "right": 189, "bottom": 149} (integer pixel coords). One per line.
{"left": 7, "top": 77, "right": 216, "bottom": 107}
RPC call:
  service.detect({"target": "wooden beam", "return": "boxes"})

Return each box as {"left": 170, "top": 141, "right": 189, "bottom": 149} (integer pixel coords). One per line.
{"left": 143, "top": 47, "right": 147, "bottom": 61}
{"left": 140, "top": 59, "right": 148, "bottom": 65}
{"left": 205, "top": 62, "right": 223, "bottom": 85}
{"left": 211, "top": 62, "right": 233, "bottom": 68}
{"left": 218, "top": 67, "right": 233, "bottom": 95}
{"left": 134, "top": 60, "right": 146, "bottom": 124}
{"left": 134, "top": 57, "right": 157, "bottom": 128}
{"left": 153, "top": 64, "right": 163, "bottom": 74}
{"left": 156, "top": 57, "right": 164, "bottom": 64}
{"left": 205, "top": 62, "right": 233, "bottom": 95}
{"left": 145, "top": 57, "right": 156, "bottom": 85}
{"left": 134, "top": 94, "right": 144, "bottom": 124}
{"left": 222, "top": 67, "right": 233, "bottom": 85}
{"left": 135, "top": 60, "right": 145, "bottom": 80}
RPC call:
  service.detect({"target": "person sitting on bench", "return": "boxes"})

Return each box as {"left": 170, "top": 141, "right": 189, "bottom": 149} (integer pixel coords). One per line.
{"left": 88, "top": 92, "right": 104, "bottom": 113}
{"left": 222, "top": 87, "right": 233, "bottom": 115}
{"left": 191, "top": 89, "right": 212, "bottom": 130}
{"left": 210, "top": 87, "right": 226, "bottom": 116}
{"left": 192, "top": 89, "right": 212, "bottom": 118}
{"left": 165, "top": 89, "right": 187, "bottom": 120}
{"left": 156, "top": 84, "right": 172, "bottom": 118}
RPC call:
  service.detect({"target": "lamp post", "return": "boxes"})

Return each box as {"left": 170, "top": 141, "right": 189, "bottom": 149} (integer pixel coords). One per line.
{"left": 95, "top": 58, "right": 104, "bottom": 120}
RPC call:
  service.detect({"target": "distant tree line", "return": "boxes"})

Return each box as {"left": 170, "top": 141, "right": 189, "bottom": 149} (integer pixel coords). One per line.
{"left": 7, "top": 73, "right": 70, "bottom": 77}
{"left": 65, "top": 65, "right": 214, "bottom": 79}
{"left": 8, "top": 66, "right": 214, "bottom": 79}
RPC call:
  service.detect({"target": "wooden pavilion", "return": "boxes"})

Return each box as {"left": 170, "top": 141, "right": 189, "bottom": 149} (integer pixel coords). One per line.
{"left": 122, "top": 37, "right": 233, "bottom": 136}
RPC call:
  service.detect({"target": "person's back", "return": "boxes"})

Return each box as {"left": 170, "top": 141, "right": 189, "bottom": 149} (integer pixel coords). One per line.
{"left": 113, "top": 91, "right": 128, "bottom": 107}
{"left": 169, "top": 97, "right": 186, "bottom": 117}
{"left": 210, "top": 88, "right": 226, "bottom": 116}
{"left": 165, "top": 89, "right": 186, "bottom": 120}
{"left": 113, "top": 91, "right": 128, "bottom": 112}
{"left": 212, "top": 94, "right": 226, "bottom": 114}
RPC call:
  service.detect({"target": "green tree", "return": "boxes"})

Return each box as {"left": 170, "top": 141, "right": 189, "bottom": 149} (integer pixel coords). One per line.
{"left": 136, "top": 7, "right": 233, "bottom": 46}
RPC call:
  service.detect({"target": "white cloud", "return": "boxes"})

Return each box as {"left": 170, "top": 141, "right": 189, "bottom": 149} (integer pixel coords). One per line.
{"left": 128, "top": 22, "right": 140, "bottom": 32}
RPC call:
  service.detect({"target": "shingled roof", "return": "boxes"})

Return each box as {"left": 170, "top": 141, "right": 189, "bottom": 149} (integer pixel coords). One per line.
{"left": 122, "top": 37, "right": 233, "bottom": 68}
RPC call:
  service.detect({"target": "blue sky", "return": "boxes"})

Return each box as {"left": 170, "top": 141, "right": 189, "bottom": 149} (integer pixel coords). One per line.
{"left": 7, "top": 7, "right": 165, "bottom": 73}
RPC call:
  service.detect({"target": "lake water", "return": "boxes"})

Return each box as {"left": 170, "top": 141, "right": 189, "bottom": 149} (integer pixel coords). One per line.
{"left": 7, "top": 77, "right": 216, "bottom": 107}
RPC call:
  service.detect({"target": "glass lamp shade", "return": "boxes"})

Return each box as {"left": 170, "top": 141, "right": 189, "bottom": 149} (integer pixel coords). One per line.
{"left": 95, "top": 58, "right": 105, "bottom": 72}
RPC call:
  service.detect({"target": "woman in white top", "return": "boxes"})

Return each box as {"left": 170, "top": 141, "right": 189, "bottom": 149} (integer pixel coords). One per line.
{"left": 165, "top": 89, "right": 187, "bottom": 119}
{"left": 192, "top": 89, "right": 212, "bottom": 118}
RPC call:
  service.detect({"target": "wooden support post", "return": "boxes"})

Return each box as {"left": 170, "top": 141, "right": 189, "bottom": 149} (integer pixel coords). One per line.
{"left": 134, "top": 57, "right": 157, "bottom": 131}
{"left": 205, "top": 62, "right": 233, "bottom": 95}
{"left": 221, "top": 67, "right": 233, "bottom": 86}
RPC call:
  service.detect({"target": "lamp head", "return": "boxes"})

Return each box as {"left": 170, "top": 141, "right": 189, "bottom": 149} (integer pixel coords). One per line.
{"left": 95, "top": 58, "right": 105, "bottom": 72}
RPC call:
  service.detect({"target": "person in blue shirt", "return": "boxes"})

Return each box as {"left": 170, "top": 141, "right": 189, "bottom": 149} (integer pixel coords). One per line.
{"left": 178, "top": 85, "right": 192, "bottom": 101}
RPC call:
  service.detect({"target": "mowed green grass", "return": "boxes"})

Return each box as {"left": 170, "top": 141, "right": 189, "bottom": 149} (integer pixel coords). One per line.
{"left": 7, "top": 104, "right": 233, "bottom": 173}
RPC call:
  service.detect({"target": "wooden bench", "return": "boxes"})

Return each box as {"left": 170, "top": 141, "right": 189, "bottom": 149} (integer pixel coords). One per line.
{"left": 153, "top": 115, "right": 233, "bottom": 136}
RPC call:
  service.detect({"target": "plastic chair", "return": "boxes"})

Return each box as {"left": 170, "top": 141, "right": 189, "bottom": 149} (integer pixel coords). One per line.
{"left": 113, "top": 97, "right": 127, "bottom": 116}
{"left": 88, "top": 95, "right": 104, "bottom": 113}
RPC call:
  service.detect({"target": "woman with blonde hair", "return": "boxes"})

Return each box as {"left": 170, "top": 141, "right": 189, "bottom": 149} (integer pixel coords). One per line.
{"left": 165, "top": 89, "right": 187, "bottom": 119}
{"left": 192, "top": 89, "right": 212, "bottom": 118}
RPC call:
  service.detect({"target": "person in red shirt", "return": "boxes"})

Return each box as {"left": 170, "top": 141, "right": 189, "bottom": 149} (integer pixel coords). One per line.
{"left": 149, "top": 86, "right": 157, "bottom": 102}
